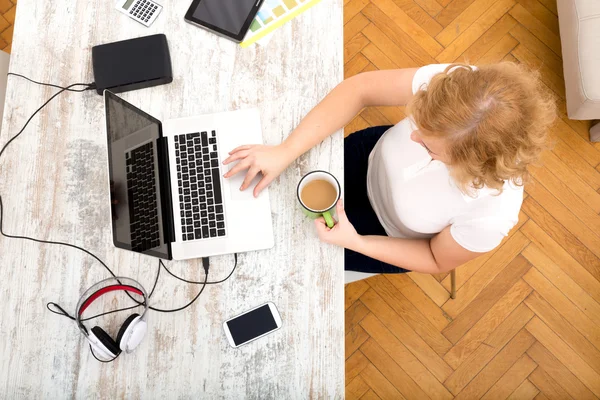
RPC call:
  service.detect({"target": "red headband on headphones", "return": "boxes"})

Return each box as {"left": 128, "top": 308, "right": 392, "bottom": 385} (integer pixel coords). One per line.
{"left": 79, "top": 285, "right": 144, "bottom": 315}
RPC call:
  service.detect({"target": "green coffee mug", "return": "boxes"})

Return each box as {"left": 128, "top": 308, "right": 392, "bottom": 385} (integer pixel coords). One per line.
{"left": 297, "top": 170, "right": 341, "bottom": 228}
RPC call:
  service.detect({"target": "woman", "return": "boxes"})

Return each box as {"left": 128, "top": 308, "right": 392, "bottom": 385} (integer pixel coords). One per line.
{"left": 221, "top": 63, "right": 555, "bottom": 276}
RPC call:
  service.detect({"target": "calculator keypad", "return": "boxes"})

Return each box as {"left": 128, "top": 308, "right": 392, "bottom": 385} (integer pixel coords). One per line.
{"left": 129, "top": 0, "right": 159, "bottom": 23}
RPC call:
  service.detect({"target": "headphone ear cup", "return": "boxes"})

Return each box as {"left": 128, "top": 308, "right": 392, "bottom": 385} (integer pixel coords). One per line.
{"left": 91, "top": 326, "right": 121, "bottom": 357}
{"left": 117, "top": 313, "right": 147, "bottom": 352}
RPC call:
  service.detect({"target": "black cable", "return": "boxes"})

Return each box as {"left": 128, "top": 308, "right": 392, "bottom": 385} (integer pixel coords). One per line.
{"left": 89, "top": 345, "right": 119, "bottom": 363}
{"left": 160, "top": 254, "right": 238, "bottom": 285}
{"left": 6, "top": 73, "right": 96, "bottom": 92}
{"left": 0, "top": 80, "right": 95, "bottom": 161}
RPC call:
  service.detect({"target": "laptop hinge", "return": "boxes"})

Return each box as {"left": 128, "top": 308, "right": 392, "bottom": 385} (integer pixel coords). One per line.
{"left": 157, "top": 137, "right": 176, "bottom": 249}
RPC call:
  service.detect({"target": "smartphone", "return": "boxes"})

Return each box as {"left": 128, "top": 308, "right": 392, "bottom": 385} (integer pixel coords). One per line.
{"left": 223, "top": 302, "right": 282, "bottom": 348}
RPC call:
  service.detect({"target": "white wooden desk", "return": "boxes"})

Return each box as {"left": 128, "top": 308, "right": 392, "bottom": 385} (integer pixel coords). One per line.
{"left": 0, "top": 1, "right": 343, "bottom": 398}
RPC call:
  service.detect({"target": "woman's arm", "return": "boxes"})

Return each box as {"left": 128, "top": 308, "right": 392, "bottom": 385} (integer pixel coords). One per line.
{"left": 281, "top": 68, "right": 419, "bottom": 160}
{"left": 223, "top": 68, "right": 419, "bottom": 196}
{"left": 316, "top": 200, "right": 481, "bottom": 273}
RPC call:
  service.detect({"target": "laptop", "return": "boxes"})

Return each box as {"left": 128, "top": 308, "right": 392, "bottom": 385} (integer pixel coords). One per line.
{"left": 104, "top": 90, "right": 274, "bottom": 260}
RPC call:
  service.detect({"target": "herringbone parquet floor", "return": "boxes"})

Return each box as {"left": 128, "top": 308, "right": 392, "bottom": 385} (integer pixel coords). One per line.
{"left": 343, "top": 0, "right": 600, "bottom": 399}
{"left": 0, "top": 0, "right": 15, "bottom": 53}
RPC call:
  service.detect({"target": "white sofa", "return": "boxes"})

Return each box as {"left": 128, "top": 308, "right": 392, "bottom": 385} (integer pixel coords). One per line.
{"left": 556, "top": 0, "right": 600, "bottom": 141}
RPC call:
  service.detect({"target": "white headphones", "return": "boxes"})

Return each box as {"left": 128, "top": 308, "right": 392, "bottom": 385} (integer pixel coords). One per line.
{"left": 75, "top": 277, "right": 149, "bottom": 361}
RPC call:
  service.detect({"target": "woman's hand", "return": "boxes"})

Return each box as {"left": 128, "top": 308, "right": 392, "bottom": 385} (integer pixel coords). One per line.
{"left": 222, "top": 144, "right": 294, "bottom": 197}
{"left": 315, "top": 199, "right": 362, "bottom": 250}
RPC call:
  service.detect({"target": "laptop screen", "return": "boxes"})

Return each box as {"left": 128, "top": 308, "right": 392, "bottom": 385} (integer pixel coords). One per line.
{"left": 105, "top": 91, "right": 170, "bottom": 259}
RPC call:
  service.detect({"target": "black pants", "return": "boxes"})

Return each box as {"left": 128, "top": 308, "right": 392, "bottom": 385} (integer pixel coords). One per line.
{"left": 344, "top": 126, "right": 408, "bottom": 274}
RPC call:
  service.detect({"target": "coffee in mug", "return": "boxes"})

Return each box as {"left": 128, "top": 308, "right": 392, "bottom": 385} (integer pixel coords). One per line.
{"left": 297, "top": 171, "right": 341, "bottom": 228}
{"left": 300, "top": 179, "right": 338, "bottom": 211}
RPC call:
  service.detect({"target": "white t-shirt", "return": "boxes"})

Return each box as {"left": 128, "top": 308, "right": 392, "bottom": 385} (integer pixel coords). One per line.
{"left": 366, "top": 64, "right": 523, "bottom": 253}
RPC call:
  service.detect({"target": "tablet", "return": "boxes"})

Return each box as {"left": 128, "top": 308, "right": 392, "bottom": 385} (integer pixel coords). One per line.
{"left": 184, "top": 0, "right": 265, "bottom": 43}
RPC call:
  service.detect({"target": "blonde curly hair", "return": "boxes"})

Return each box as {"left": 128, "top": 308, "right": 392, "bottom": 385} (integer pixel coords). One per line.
{"left": 407, "top": 62, "right": 556, "bottom": 195}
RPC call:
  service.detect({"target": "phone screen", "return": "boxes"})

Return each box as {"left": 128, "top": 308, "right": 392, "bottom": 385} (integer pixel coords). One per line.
{"left": 226, "top": 304, "right": 278, "bottom": 346}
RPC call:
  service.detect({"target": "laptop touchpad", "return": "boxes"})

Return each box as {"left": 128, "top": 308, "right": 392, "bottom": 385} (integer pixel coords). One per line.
{"left": 226, "top": 163, "right": 261, "bottom": 201}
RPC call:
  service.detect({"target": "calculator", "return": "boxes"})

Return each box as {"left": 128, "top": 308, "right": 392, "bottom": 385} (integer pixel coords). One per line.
{"left": 115, "top": 0, "right": 163, "bottom": 27}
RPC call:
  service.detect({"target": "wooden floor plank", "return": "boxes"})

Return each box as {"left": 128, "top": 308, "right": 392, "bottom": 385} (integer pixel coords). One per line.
{"left": 453, "top": 329, "right": 536, "bottom": 399}
{"left": 344, "top": 0, "right": 370, "bottom": 24}
{"left": 442, "top": 255, "right": 532, "bottom": 344}
{"left": 549, "top": 118, "right": 600, "bottom": 168}
{"left": 361, "top": 3, "right": 438, "bottom": 65}
{"left": 515, "top": 0, "right": 559, "bottom": 34}
{"left": 508, "top": 23, "right": 562, "bottom": 75}
{"left": 346, "top": 279, "right": 371, "bottom": 310}
{"left": 346, "top": 324, "right": 371, "bottom": 360}
{"left": 508, "top": 3, "right": 561, "bottom": 56}
{"left": 538, "top": 150, "right": 600, "bottom": 213}
{"left": 511, "top": 44, "right": 565, "bottom": 99}
{"left": 360, "top": 288, "right": 454, "bottom": 382}
{"left": 361, "top": 43, "right": 399, "bottom": 70}
{"left": 361, "top": 23, "right": 419, "bottom": 68}
{"left": 375, "top": 106, "right": 405, "bottom": 125}
{"left": 526, "top": 317, "right": 600, "bottom": 397}
{"left": 522, "top": 244, "right": 600, "bottom": 326}
{"left": 435, "top": 0, "right": 477, "bottom": 27}
{"left": 436, "top": 0, "right": 515, "bottom": 62}
{"left": 413, "top": 0, "right": 443, "bottom": 18}
{"left": 537, "top": 0, "right": 557, "bottom": 15}
{"left": 521, "top": 220, "right": 600, "bottom": 304}
{"left": 345, "top": 13, "right": 371, "bottom": 44}
{"left": 444, "top": 303, "right": 535, "bottom": 394}
{"left": 442, "top": 232, "right": 530, "bottom": 319}
{"left": 360, "top": 337, "right": 438, "bottom": 400}
{"left": 525, "top": 174, "right": 600, "bottom": 259}
{"left": 347, "top": 350, "right": 371, "bottom": 382}
{"left": 477, "top": 33, "right": 519, "bottom": 64}
{"left": 529, "top": 367, "right": 574, "bottom": 400}
{"left": 408, "top": 271, "right": 450, "bottom": 307}
{"left": 527, "top": 342, "right": 598, "bottom": 400}
{"left": 345, "top": 53, "right": 371, "bottom": 78}
{"left": 457, "top": 14, "right": 518, "bottom": 63}
{"left": 360, "top": 389, "right": 382, "bottom": 400}
{"left": 391, "top": 0, "right": 444, "bottom": 37}
{"left": 368, "top": 274, "right": 453, "bottom": 355}
{"left": 370, "top": 0, "right": 444, "bottom": 57}
{"left": 436, "top": 0, "right": 498, "bottom": 47}
{"left": 523, "top": 281, "right": 600, "bottom": 372}
{"left": 346, "top": 300, "right": 371, "bottom": 332}
{"left": 481, "top": 353, "right": 538, "bottom": 400}
{"left": 345, "top": 115, "right": 371, "bottom": 137}
{"left": 359, "top": 363, "right": 407, "bottom": 400}
{"left": 359, "top": 107, "right": 394, "bottom": 126}
{"left": 345, "top": 33, "right": 371, "bottom": 64}
{"left": 552, "top": 140, "right": 600, "bottom": 191}
{"left": 444, "top": 279, "right": 532, "bottom": 369}
{"left": 360, "top": 313, "right": 454, "bottom": 400}
{"left": 508, "top": 380, "right": 540, "bottom": 400}
{"left": 347, "top": 375, "right": 371, "bottom": 400}
{"left": 386, "top": 273, "right": 452, "bottom": 331}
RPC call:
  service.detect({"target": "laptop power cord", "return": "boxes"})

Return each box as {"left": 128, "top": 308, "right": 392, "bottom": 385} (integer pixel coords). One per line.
{"left": 0, "top": 73, "right": 239, "bottom": 358}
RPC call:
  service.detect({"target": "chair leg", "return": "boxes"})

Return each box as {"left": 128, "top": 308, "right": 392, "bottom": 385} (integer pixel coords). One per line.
{"left": 450, "top": 269, "right": 457, "bottom": 299}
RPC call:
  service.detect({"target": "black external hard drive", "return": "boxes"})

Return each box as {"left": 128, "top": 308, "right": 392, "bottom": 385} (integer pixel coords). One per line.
{"left": 92, "top": 34, "right": 173, "bottom": 95}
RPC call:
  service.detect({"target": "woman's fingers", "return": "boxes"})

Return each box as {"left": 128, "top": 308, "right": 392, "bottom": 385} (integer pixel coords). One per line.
{"left": 223, "top": 160, "right": 251, "bottom": 178}
{"left": 222, "top": 150, "right": 250, "bottom": 165}
{"left": 228, "top": 145, "right": 254, "bottom": 155}
{"left": 240, "top": 167, "right": 261, "bottom": 191}
{"left": 253, "top": 174, "right": 274, "bottom": 198}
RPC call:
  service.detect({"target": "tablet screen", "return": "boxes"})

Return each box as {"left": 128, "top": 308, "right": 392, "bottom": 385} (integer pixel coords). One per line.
{"left": 191, "top": 0, "right": 258, "bottom": 36}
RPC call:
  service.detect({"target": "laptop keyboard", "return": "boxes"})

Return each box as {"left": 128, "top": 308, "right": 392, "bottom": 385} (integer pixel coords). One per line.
{"left": 174, "top": 131, "right": 226, "bottom": 241}
{"left": 125, "top": 142, "right": 160, "bottom": 252}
